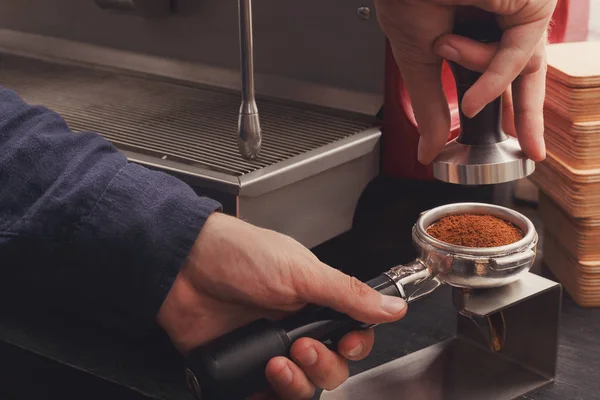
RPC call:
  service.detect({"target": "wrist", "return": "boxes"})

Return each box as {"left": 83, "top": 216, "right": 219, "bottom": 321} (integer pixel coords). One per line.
{"left": 156, "top": 215, "right": 260, "bottom": 353}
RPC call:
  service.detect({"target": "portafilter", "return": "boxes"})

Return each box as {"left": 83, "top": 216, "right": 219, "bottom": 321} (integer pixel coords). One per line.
{"left": 184, "top": 202, "right": 538, "bottom": 399}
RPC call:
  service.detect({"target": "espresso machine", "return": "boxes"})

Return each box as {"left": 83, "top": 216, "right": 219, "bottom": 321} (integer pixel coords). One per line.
{"left": 0, "top": 1, "right": 568, "bottom": 399}
{"left": 0, "top": 0, "right": 385, "bottom": 250}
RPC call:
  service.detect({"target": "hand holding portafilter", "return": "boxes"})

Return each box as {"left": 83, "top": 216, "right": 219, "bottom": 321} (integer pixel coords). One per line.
{"left": 184, "top": 203, "right": 538, "bottom": 399}
{"left": 432, "top": 15, "right": 535, "bottom": 185}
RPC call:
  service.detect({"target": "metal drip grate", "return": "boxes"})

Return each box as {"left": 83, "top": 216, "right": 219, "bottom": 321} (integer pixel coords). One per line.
{"left": 0, "top": 54, "right": 378, "bottom": 177}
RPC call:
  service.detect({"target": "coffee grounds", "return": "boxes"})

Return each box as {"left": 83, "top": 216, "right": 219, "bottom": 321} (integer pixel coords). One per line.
{"left": 426, "top": 214, "right": 523, "bottom": 248}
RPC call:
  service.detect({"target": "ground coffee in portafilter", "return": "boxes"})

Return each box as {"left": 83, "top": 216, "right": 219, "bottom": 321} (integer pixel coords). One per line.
{"left": 426, "top": 214, "right": 524, "bottom": 248}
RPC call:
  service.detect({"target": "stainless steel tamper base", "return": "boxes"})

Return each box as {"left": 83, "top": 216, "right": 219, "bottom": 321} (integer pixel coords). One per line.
{"left": 432, "top": 136, "right": 535, "bottom": 185}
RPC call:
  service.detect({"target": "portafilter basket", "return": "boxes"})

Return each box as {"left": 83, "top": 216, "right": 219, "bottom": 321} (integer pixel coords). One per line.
{"left": 184, "top": 202, "right": 538, "bottom": 400}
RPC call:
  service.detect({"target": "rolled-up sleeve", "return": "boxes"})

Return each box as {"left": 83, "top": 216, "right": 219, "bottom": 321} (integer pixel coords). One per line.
{"left": 0, "top": 86, "right": 221, "bottom": 329}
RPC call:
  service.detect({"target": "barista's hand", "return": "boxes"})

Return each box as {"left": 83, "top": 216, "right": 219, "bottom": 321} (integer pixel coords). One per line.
{"left": 374, "top": 0, "right": 557, "bottom": 164}
{"left": 157, "top": 212, "right": 408, "bottom": 399}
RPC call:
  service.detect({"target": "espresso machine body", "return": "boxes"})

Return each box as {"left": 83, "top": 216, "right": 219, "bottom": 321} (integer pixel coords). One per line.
{"left": 0, "top": 0, "right": 387, "bottom": 249}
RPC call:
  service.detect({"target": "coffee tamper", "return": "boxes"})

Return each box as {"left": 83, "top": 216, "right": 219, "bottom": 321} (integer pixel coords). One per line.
{"left": 433, "top": 20, "right": 535, "bottom": 185}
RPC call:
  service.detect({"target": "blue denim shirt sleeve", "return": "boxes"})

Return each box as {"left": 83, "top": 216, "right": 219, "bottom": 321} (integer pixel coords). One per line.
{"left": 0, "top": 86, "right": 222, "bottom": 329}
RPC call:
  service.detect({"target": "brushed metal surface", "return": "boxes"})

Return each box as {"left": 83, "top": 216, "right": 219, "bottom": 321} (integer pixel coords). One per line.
{"left": 239, "top": 127, "right": 380, "bottom": 197}
{"left": 321, "top": 272, "right": 561, "bottom": 400}
{"left": 0, "top": 54, "right": 378, "bottom": 192}
{"left": 94, "top": 0, "right": 136, "bottom": 12}
{"left": 0, "top": 29, "right": 382, "bottom": 116}
{"left": 453, "top": 271, "right": 557, "bottom": 317}
{"left": 238, "top": 148, "right": 379, "bottom": 249}
{"left": 321, "top": 338, "right": 550, "bottom": 400}
{"left": 94, "top": 0, "right": 172, "bottom": 16}
{"left": 455, "top": 275, "right": 561, "bottom": 382}
{"left": 0, "top": 0, "right": 385, "bottom": 107}
{"left": 433, "top": 137, "right": 535, "bottom": 185}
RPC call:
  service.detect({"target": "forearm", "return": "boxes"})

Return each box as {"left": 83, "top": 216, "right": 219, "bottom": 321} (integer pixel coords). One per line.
{"left": 0, "top": 86, "right": 221, "bottom": 329}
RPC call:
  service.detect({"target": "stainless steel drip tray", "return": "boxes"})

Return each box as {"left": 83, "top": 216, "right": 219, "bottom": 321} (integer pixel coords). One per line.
{"left": 0, "top": 53, "right": 381, "bottom": 247}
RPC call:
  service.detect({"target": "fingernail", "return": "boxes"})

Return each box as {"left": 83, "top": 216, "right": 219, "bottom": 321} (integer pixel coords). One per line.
{"left": 436, "top": 44, "right": 459, "bottom": 62}
{"left": 536, "top": 137, "right": 547, "bottom": 161}
{"left": 274, "top": 364, "right": 293, "bottom": 385}
{"left": 346, "top": 343, "right": 364, "bottom": 358}
{"left": 380, "top": 295, "right": 407, "bottom": 315}
{"left": 540, "top": 143, "right": 547, "bottom": 160}
{"left": 296, "top": 347, "right": 318, "bottom": 366}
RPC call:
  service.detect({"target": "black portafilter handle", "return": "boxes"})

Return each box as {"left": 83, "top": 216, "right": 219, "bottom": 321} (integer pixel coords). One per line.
{"left": 184, "top": 274, "right": 401, "bottom": 399}
{"left": 450, "top": 17, "right": 507, "bottom": 146}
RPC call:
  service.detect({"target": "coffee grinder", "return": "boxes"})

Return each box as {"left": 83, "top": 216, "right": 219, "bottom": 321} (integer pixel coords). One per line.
{"left": 183, "top": 11, "right": 561, "bottom": 400}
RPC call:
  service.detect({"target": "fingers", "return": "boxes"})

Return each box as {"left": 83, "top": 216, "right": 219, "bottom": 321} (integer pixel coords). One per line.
{"left": 459, "top": 7, "right": 554, "bottom": 117}
{"left": 265, "top": 357, "right": 315, "bottom": 400}
{"left": 434, "top": 35, "right": 543, "bottom": 76}
{"left": 262, "top": 331, "right": 375, "bottom": 399}
{"left": 373, "top": 0, "right": 454, "bottom": 164}
{"left": 405, "top": 62, "right": 452, "bottom": 164}
{"left": 512, "top": 55, "right": 547, "bottom": 161}
{"left": 290, "top": 338, "right": 349, "bottom": 391}
{"left": 433, "top": 34, "right": 547, "bottom": 160}
{"left": 337, "top": 329, "right": 375, "bottom": 361}
{"left": 296, "top": 265, "right": 408, "bottom": 325}
{"left": 373, "top": 0, "right": 554, "bottom": 163}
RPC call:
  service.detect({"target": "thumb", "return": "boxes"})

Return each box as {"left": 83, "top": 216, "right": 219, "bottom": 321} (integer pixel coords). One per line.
{"left": 297, "top": 263, "right": 407, "bottom": 325}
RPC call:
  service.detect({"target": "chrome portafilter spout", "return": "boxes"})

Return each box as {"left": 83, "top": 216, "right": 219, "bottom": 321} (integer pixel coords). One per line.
{"left": 183, "top": 203, "right": 538, "bottom": 400}
{"left": 432, "top": 15, "right": 535, "bottom": 185}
